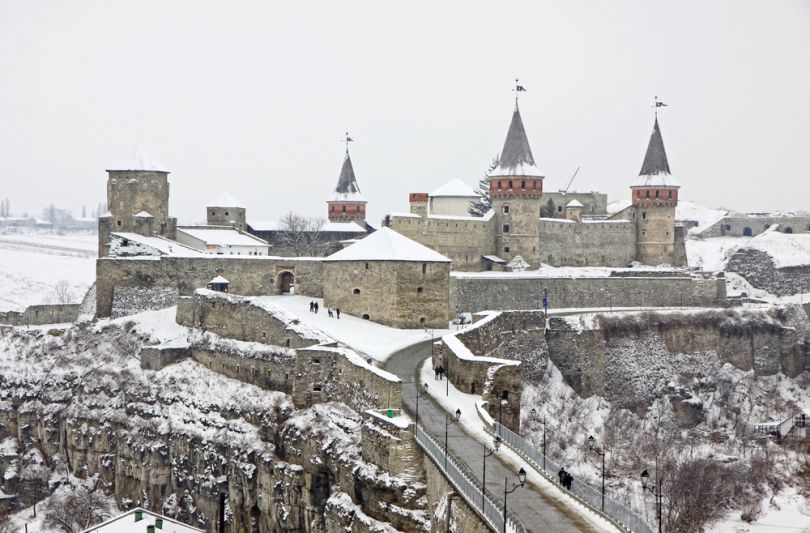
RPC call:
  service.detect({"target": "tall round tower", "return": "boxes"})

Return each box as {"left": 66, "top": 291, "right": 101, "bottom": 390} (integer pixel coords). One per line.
{"left": 489, "top": 102, "right": 544, "bottom": 267}
{"left": 327, "top": 147, "right": 367, "bottom": 225}
{"left": 631, "top": 116, "right": 680, "bottom": 265}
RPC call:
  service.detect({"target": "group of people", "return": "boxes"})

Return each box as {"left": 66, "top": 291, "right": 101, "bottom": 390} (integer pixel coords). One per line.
{"left": 557, "top": 467, "right": 574, "bottom": 491}
{"left": 433, "top": 365, "right": 446, "bottom": 380}
{"left": 309, "top": 301, "right": 340, "bottom": 319}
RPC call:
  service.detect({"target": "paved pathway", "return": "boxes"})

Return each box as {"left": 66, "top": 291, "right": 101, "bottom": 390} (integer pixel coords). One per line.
{"left": 385, "top": 339, "right": 599, "bottom": 533}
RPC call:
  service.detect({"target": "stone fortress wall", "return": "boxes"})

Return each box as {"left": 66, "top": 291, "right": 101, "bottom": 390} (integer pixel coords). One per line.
{"left": 540, "top": 191, "right": 608, "bottom": 218}
{"left": 699, "top": 215, "right": 810, "bottom": 238}
{"left": 323, "top": 259, "right": 451, "bottom": 329}
{"left": 96, "top": 256, "right": 324, "bottom": 318}
{"left": 172, "top": 289, "right": 402, "bottom": 414}
{"left": 726, "top": 248, "right": 810, "bottom": 297}
{"left": 537, "top": 218, "right": 637, "bottom": 267}
{"left": 384, "top": 212, "right": 496, "bottom": 271}
{"left": 449, "top": 271, "right": 727, "bottom": 315}
{"left": 0, "top": 303, "right": 81, "bottom": 326}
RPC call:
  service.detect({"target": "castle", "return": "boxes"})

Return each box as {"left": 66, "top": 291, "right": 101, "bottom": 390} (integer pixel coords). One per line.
{"left": 385, "top": 102, "right": 687, "bottom": 270}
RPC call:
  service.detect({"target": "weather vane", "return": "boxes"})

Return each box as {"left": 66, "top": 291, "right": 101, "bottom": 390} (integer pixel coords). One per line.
{"left": 654, "top": 96, "right": 668, "bottom": 116}
{"left": 513, "top": 78, "right": 526, "bottom": 103}
{"left": 342, "top": 131, "right": 354, "bottom": 153}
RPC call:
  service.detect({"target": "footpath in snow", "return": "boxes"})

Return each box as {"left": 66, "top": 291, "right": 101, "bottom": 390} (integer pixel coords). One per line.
{"left": 260, "top": 295, "right": 449, "bottom": 363}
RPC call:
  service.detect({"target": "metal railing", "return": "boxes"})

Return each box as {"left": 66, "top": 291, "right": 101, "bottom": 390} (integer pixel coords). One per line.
{"left": 414, "top": 424, "right": 526, "bottom": 533}
{"left": 494, "top": 423, "right": 654, "bottom": 533}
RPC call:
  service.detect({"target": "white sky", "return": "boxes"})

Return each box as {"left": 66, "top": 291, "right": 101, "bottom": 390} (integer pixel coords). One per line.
{"left": 1, "top": 0, "right": 809, "bottom": 224}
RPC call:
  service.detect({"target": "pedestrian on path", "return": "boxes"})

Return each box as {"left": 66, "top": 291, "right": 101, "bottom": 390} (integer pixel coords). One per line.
{"left": 434, "top": 366, "right": 440, "bottom": 380}
{"left": 336, "top": 308, "right": 340, "bottom": 319}
{"left": 438, "top": 365, "right": 444, "bottom": 380}
{"left": 328, "top": 308, "right": 334, "bottom": 318}
{"left": 564, "top": 472, "right": 573, "bottom": 491}
{"left": 314, "top": 302, "right": 319, "bottom": 313}
{"left": 309, "top": 301, "right": 315, "bottom": 312}
{"left": 558, "top": 467, "right": 567, "bottom": 486}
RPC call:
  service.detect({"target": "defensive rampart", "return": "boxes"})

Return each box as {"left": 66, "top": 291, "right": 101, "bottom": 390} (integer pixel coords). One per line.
{"left": 450, "top": 271, "right": 727, "bottom": 315}
{"left": 538, "top": 218, "right": 637, "bottom": 267}
{"left": 0, "top": 303, "right": 81, "bottom": 326}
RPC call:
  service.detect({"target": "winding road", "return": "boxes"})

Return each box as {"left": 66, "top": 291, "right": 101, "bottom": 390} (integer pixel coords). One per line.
{"left": 384, "top": 339, "right": 601, "bottom": 533}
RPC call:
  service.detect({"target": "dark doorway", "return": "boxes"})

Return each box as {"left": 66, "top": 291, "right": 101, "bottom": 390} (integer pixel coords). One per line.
{"left": 785, "top": 227, "right": 794, "bottom": 234}
{"left": 743, "top": 227, "right": 752, "bottom": 237}
{"left": 279, "top": 271, "right": 294, "bottom": 294}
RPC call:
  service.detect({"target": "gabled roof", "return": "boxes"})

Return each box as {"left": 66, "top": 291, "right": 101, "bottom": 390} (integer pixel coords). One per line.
{"left": 107, "top": 142, "right": 168, "bottom": 173}
{"left": 632, "top": 117, "right": 680, "bottom": 188}
{"left": 489, "top": 104, "right": 543, "bottom": 178}
{"left": 80, "top": 507, "right": 204, "bottom": 533}
{"left": 565, "top": 199, "right": 584, "bottom": 208}
{"left": 208, "top": 191, "right": 245, "bottom": 209}
{"left": 331, "top": 152, "right": 366, "bottom": 202}
{"left": 430, "top": 178, "right": 477, "bottom": 198}
{"left": 177, "top": 227, "right": 269, "bottom": 247}
{"left": 324, "top": 227, "right": 451, "bottom": 262}
{"left": 134, "top": 211, "right": 153, "bottom": 218}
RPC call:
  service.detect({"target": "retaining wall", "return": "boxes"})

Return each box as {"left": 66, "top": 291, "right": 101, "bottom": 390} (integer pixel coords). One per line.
{"left": 0, "top": 304, "right": 81, "bottom": 326}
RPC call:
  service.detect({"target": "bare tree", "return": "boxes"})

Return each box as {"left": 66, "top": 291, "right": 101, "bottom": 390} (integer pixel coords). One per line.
{"left": 44, "top": 478, "right": 114, "bottom": 532}
{"left": 52, "top": 280, "right": 73, "bottom": 304}
{"left": 277, "top": 211, "right": 327, "bottom": 256}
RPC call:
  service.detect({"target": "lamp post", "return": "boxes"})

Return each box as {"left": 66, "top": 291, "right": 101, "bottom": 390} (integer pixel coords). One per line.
{"left": 444, "top": 409, "right": 461, "bottom": 469}
{"left": 482, "top": 435, "right": 501, "bottom": 510}
{"left": 414, "top": 383, "right": 428, "bottom": 433}
{"left": 640, "top": 469, "right": 663, "bottom": 533}
{"left": 502, "top": 467, "right": 527, "bottom": 533}
{"left": 588, "top": 435, "right": 606, "bottom": 512}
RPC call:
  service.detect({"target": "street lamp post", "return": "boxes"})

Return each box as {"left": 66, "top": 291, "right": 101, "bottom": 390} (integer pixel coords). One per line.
{"left": 588, "top": 435, "right": 606, "bottom": 512}
{"left": 502, "top": 467, "right": 527, "bottom": 533}
{"left": 482, "top": 435, "right": 502, "bottom": 510}
{"left": 640, "top": 469, "right": 663, "bottom": 533}
{"left": 414, "top": 383, "right": 428, "bottom": 433}
{"left": 444, "top": 409, "right": 461, "bottom": 469}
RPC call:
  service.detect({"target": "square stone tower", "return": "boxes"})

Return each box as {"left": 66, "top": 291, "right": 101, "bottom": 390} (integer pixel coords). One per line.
{"left": 206, "top": 191, "right": 247, "bottom": 231}
{"left": 489, "top": 102, "right": 544, "bottom": 267}
{"left": 98, "top": 144, "right": 177, "bottom": 257}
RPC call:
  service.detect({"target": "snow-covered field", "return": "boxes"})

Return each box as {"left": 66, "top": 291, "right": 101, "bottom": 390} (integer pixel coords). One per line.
{"left": 0, "top": 231, "right": 96, "bottom": 311}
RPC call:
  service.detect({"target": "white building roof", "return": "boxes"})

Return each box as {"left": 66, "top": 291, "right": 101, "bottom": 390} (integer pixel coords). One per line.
{"left": 111, "top": 232, "right": 204, "bottom": 256}
{"left": 208, "top": 191, "right": 246, "bottom": 208}
{"left": 209, "top": 275, "right": 230, "bottom": 284}
{"left": 134, "top": 211, "right": 153, "bottom": 218}
{"left": 631, "top": 173, "right": 680, "bottom": 188}
{"left": 177, "top": 227, "right": 269, "bottom": 247}
{"left": 325, "top": 227, "right": 451, "bottom": 263}
{"left": 430, "top": 178, "right": 477, "bottom": 198}
{"left": 107, "top": 142, "right": 168, "bottom": 172}
{"left": 81, "top": 507, "right": 204, "bottom": 533}
{"left": 565, "top": 199, "right": 584, "bottom": 208}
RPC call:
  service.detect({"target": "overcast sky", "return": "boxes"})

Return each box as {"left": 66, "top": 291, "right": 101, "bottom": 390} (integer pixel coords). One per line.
{"left": 1, "top": 0, "right": 809, "bottom": 224}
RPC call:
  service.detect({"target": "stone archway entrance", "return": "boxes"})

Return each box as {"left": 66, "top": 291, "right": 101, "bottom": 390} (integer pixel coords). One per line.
{"left": 279, "top": 271, "right": 295, "bottom": 294}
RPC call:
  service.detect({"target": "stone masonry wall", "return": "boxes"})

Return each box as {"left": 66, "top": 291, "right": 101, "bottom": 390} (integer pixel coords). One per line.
{"left": 450, "top": 272, "right": 727, "bottom": 315}
{"left": 96, "top": 256, "right": 324, "bottom": 318}
{"left": 323, "top": 260, "right": 450, "bottom": 329}
{"left": 538, "top": 218, "right": 637, "bottom": 267}
{"left": 423, "top": 456, "right": 490, "bottom": 533}
{"left": 698, "top": 215, "right": 810, "bottom": 238}
{"left": 0, "top": 303, "right": 81, "bottom": 326}
{"left": 385, "top": 213, "right": 496, "bottom": 271}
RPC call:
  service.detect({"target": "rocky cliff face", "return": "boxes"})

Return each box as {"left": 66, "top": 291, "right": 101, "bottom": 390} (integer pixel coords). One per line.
{"left": 0, "top": 313, "right": 427, "bottom": 532}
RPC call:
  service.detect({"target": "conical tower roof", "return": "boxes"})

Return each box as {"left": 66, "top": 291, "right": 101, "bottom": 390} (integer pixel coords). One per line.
{"left": 330, "top": 151, "right": 366, "bottom": 202}
{"left": 489, "top": 104, "right": 543, "bottom": 178}
{"left": 107, "top": 142, "right": 168, "bottom": 172}
{"left": 633, "top": 117, "right": 679, "bottom": 187}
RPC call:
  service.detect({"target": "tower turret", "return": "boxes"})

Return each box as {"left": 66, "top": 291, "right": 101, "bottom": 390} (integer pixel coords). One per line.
{"left": 631, "top": 116, "right": 680, "bottom": 265}
{"left": 98, "top": 143, "right": 177, "bottom": 256}
{"left": 207, "top": 191, "right": 247, "bottom": 230}
{"left": 327, "top": 147, "right": 367, "bottom": 224}
{"left": 489, "top": 101, "right": 544, "bottom": 266}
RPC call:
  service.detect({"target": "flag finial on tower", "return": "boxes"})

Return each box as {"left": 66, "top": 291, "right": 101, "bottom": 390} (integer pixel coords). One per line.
{"left": 513, "top": 78, "right": 526, "bottom": 105}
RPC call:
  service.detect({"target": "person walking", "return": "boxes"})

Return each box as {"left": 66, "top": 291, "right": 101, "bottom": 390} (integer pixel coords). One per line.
{"left": 434, "top": 366, "right": 440, "bottom": 380}
{"left": 309, "top": 301, "right": 314, "bottom": 313}
{"left": 314, "top": 302, "right": 319, "bottom": 313}
{"left": 328, "top": 308, "right": 334, "bottom": 318}
{"left": 438, "top": 365, "right": 444, "bottom": 380}
{"left": 564, "top": 471, "right": 573, "bottom": 491}
{"left": 336, "top": 308, "right": 340, "bottom": 319}
{"left": 558, "top": 467, "right": 567, "bottom": 486}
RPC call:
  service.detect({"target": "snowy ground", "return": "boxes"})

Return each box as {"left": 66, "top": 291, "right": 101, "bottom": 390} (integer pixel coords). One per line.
{"left": 0, "top": 232, "right": 96, "bottom": 311}
{"left": 714, "top": 487, "right": 810, "bottom": 532}
{"left": 260, "top": 295, "right": 450, "bottom": 363}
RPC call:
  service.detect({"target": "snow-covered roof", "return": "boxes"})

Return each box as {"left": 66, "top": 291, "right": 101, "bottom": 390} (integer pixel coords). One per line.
{"left": 430, "top": 178, "right": 477, "bottom": 198}
{"left": 134, "top": 211, "right": 153, "bottom": 218}
{"left": 632, "top": 117, "right": 679, "bottom": 188}
{"left": 482, "top": 255, "right": 506, "bottom": 263}
{"left": 489, "top": 104, "right": 544, "bottom": 179}
{"left": 107, "top": 142, "right": 168, "bottom": 172}
{"left": 248, "top": 220, "right": 366, "bottom": 233}
{"left": 81, "top": 507, "right": 204, "bottom": 533}
{"left": 566, "top": 199, "right": 584, "bottom": 208}
{"left": 111, "top": 232, "right": 204, "bottom": 256}
{"left": 330, "top": 151, "right": 366, "bottom": 202}
{"left": 209, "top": 275, "right": 230, "bottom": 284}
{"left": 177, "top": 227, "right": 269, "bottom": 247}
{"left": 208, "top": 191, "right": 245, "bottom": 208}
{"left": 324, "top": 227, "right": 451, "bottom": 263}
